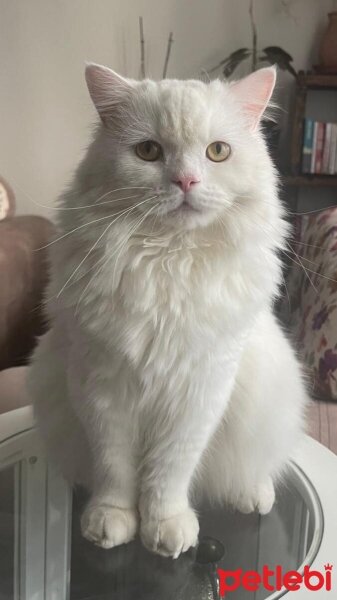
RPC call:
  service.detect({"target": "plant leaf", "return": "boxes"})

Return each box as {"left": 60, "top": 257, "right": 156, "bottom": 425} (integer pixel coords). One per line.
{"left": 222, "top": 48, "right": 252, "bottom": 77}
{"left": 261, "top": 46, "right": 297, "bottom": 78}
{"left": 263, "top": 46, "right": 294, "bottom": 62}
{"left": 208, "top": 48, "right": 251, "bottom": 75}
{"left": 224, "top": 48, "right": 252, "bottom": 61}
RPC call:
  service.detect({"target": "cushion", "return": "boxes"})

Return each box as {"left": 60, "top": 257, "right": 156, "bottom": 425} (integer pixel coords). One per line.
{"left": 286, "top": 207, "right": 337, "bottom": 401}
{"left": 0, "top": 215, "right": 55, "bottom": 370}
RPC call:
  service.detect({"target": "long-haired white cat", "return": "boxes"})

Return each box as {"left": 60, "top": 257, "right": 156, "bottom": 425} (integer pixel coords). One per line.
{"left": 28, "top": 64, "right": 307, "bottom": 558}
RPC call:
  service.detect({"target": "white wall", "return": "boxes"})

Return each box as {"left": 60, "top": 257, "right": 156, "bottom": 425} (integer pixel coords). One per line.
{"left": 0, "top": 0, "right": 334, "bottom": 217}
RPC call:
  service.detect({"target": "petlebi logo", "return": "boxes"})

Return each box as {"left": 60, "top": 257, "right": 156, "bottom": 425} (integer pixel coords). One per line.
{"left": 217, "top": 564, "right": 333, "bottom": 596}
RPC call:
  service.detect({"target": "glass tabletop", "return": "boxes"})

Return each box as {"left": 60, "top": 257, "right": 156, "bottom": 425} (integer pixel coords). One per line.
{"left": 0, "top": 457, "right": 323, "bottom": 600}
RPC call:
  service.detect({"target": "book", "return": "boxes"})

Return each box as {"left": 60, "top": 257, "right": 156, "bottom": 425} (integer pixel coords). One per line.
{"left": 322, "top": 123, "right": 332, "bottom": 174}
{"left": 328, "top": 124, "right": 337, "bottom": 175}
{"left": 302, "top": 118, "right": 314, "bottom": 174}
{"left": 310, "top": 122, "right": 319, "bottom": 173}
{"left": 314, "top": 122, "right": 325, "bottom": 174}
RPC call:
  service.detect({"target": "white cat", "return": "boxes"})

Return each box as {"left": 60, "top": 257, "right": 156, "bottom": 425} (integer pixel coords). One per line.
{"left": 28, "top": 64, "right": 307, "bottom": 558}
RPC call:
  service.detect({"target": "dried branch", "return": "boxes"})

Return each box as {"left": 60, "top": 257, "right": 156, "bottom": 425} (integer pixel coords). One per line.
{"left": 162, "top": 32, "right": 174, "bottom": 79}
{"left": 249, "top": 0, "right": 258, "bottom": 72}
{"left": 139, "top": 16, "right": 145, "bottom": 79}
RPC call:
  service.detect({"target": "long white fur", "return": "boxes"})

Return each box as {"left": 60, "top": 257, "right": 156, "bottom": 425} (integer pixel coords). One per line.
{"left": 28, "top": 65, "right": 307, "bottom": 558}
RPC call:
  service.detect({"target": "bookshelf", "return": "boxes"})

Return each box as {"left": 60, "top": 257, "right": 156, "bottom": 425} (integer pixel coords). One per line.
{"left": 285, "top": 71, "right": 337, "bottom": 187}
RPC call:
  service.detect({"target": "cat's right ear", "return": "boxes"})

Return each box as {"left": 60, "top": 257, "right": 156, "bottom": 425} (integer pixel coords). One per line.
{"left": 85, "top": 63, "right": 134, "bottom": 122}
{"left": 229, "top": 67, "right": 276, "bottom": 131}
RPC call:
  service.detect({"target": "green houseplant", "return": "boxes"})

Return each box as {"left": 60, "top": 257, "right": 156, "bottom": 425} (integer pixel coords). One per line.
{"left": 208, "top": 0, "right": 298, "bottom": 156}
{"left": 209, "top": 0, "right": 297, "bottom": 79}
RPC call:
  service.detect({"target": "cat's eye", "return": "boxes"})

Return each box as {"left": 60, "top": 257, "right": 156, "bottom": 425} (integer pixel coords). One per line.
{"left": 206, "top": 141, "right": 231, "bottom": 162}
{"left": 135, "top": 140, "right": 162, "bottom": 162}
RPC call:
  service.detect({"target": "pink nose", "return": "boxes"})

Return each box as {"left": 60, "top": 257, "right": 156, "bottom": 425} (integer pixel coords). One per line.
{"left": 172, "top": 176, "right": 200, "bottom": 193}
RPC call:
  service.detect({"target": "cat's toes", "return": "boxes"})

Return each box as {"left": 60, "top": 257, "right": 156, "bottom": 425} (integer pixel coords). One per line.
{"left": 236, "top": 479, "right": 275, "bottom": 516}
{"left": 236, "top": 495, "right": 256, "bottom": 514}
{"left": 81, "top": 504, "right": 138, "bottom": 549}
{"left": 256, "top": 479, "right": 275, "bottom": 515}
{"left": 141, "top": 508, "right": 199, "bottom": 559}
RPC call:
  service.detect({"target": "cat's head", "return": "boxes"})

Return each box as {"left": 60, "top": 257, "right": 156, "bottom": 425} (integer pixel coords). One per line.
{"left": 84, "top": 63, "right": 276, "bottom": 233}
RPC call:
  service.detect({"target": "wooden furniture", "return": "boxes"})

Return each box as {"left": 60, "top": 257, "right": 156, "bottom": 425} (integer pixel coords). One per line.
{"left": 286, "top": 71, "right": 337, "bottom": 188}
{"left": 0, "top": 215, "right": 55, "bottom": 371}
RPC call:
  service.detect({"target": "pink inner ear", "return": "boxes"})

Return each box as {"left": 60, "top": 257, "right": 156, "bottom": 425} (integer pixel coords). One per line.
{"left": 230, "top": 67, "right": 276, "bottom": 130}
{"left": 85, "top": 63, "right": 133, "bottom": 118}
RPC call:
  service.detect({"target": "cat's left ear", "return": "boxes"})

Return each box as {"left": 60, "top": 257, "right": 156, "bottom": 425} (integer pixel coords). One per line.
{"left": 230, "top": 67, "right": 276, "bottom": 131}
{"left": 85, "top": 62, "right": 135, "bottom": 121}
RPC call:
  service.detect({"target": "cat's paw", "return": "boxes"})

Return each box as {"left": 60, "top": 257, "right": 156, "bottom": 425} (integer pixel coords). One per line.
{"left": 236, "top": 479, "right": 275, "bottom": 515}
{"left": 81, "top": 504, "right": 138, "bottom": 549}
{"left": 141, "top": 508, "right": 199, "bottom": 558}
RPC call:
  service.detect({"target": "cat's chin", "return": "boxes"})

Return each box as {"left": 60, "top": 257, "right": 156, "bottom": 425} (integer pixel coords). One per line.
{"left": 162, "top": 216, "right": 209, "bottom": 232}
{"left": 160, "top": 206, "right": 217, "bottom": 232}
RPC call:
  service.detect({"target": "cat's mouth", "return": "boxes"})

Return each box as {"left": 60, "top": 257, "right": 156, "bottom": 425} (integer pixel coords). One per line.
{"left": 168, "top": 200, "right": 201, "bottom": 215}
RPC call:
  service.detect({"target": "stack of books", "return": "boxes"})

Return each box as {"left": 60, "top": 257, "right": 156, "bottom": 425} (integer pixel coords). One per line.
{"left": 302, "top": 119, "right": 337, "bottom": 175}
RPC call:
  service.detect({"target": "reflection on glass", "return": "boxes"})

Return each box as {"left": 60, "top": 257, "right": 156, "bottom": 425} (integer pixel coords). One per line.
{"left": 69, "top": 467, "right": 322, "bottom": 600}
{"left": 0, "top": 460, "right": 322, "bottom": 600}
{"left": 0, "top": 465, "right": 15, "bottom": 600}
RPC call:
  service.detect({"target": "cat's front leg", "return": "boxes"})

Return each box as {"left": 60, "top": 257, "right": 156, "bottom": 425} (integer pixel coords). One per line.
{"left": 139, "top": 422, "right": 211, "bottom": 558}
{"left": 79, "top": 405, "right": 139, "bottom": 549}
{"left": 69, "top": 358, "right": 139, "bottom": 549}
{"left": 139, "top": 385, "right": 232, "bottom": 558}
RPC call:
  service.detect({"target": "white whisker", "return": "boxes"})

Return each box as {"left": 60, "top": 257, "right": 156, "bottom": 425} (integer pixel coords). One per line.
{"left": 292, "top": 204, "right": 337, "bottom": 217}
{"left": 74, "top": 202, "right": 158, "bottom": 314}
{"left": 112, "top": 203, "right": 158, "bottom": 286}
{"left": 281, "top": 271, "right": 291, "bottom": 310}
{"left": 36, "top": 209, "right": 130, "bottom": 250}
{"left": 93, "top": 186, "right": 153, "bottom": 204}
{"left": 233, "top": 202, "right": 337, "bottom": 294}
{"left": 285, "top": 244, "right": 318, "bottom": 294}
{"left": 236, "top": 191, "right": 337, "bottom": 218}
{"left": 1, "top": 174, "right": 154, "bottom": 214}
{"left": 57, "top": 195, "right": 158, "bottom": 298}
{"left": 41, "top": 193, "right": 143, "bottom": 211}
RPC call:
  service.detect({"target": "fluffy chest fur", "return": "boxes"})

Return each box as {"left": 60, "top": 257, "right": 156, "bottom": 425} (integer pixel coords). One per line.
{"left": 50, "top": 216, "right": 280, "bottom": 395}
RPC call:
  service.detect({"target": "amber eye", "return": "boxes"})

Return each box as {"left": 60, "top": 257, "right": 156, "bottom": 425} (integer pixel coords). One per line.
{"left": 135, "top": 140, "right": 162, "bottom": 162}
{"left": 206, "top": 141, "right": 231, "bottom": 162}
